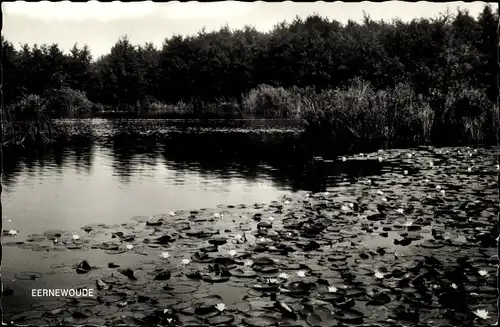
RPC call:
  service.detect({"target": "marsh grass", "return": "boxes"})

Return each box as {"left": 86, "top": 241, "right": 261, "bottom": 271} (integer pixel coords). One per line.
{"left": 3, "top": 94, "right": 54, "bottom": 146}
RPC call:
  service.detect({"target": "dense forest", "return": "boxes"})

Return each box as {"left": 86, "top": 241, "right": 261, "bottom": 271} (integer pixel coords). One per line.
{"left": 2, "top": 5, "right": 499, "bottom": 145}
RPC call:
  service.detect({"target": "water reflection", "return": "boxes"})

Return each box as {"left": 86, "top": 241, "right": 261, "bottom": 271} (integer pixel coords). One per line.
{"left": 2, "top": 119, "right": 386, "bottom": 233}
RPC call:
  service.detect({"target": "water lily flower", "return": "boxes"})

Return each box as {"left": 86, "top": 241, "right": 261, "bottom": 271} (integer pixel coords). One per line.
{"left": 429, "top": 161, "right": 433, "bottom": 167}
{"left": 435, "top": 185, "right": 441, "bottom": 191}
{"left": 396, "top": 208, "right": 404, "bottom": 214}
{"left": 284, "top": 200, "right": 291, "bottom": 205}
{"left": 126, "top": 244, "right": 134, "bottom": 250}
{"left": 228, "top": 250, "right": 237, "bottom": 257}
{"left": 341, "top": 157, "right": 346, "bottom": 162}
{"left": 213, "top": 212, "right": 222, "bottom": 218}
{"left": 235, "top": 234, "right": 242, "bottom": 240}
{"left": 160, "top": 251, "right": 170, "bottom": 259}
{"left": 440, "top": 190, "right": 446, "bottom": 196}
{"left": 348, "top": 203, "right": 354, "bottom": 209}
{"left": 267, "top": 278, "right": 278, "bottom": 284}
{"left": 378, "top": 157, "right": 383, "bottom": 162}
{"left": 496, "top": 164, "right": 499, "bottom": 170}
{"left": 382, "top": 197, "right": 388, "bottom": 202}
{"left": 167, "top": 318, "right": 173, "bottom": 323}
{"left": 72, "top": 234, "right": 80, "bottom": 240}
{"left": 374, "top": 270, "right": 384, "bottom": 279}
{"left": 478, "top": 270, "right": 488, "bottom": 277}
{"left": 341, "top": 205, "right": 350, "bottom": 212}
{"left": 181, "top": 258, "right": 191, "bottom": 265}
{"left": 467, "top": 167, "right": 472, "bottom": 172}
{"left": 168, "top": 211, "right": 176, "bottom": 216}
{"left": 407, "top": 153, "right": 412, "bottom": 158}
{"left": 54, "top": 238, "right": 58, "bottom": 243}
{"left": 474, "top": 309, "right": 490, "bottom": 320}
{"left": 377, "top": 190, "right": 384, "bottom": 195}
{"left": 6, "top": 220, "right": 11, "bottom": 223}
{"left": 296, "top": 270, "right": 306, "bottom": 278}
{"left": 215, "top": 303, "right": 226, "bottom": 312}
{"left": 451, "top": 283, "right": 458, "bottom": 289}
{"left": 268, "top": 216, "right": 275, "bottom": 221}
{"left": 424, "top": 178, "right": 430, "bottom": 183}
{"left": 163, "top": 308, "right": 169, "bottom": 314}
{"left": 278, "top": 272, "right": 289, "bottom": 279}
{"left": 328, "top": 286, "right": 337, "bottom": 292}
{"left": 403, "top": 170, "right": 408, "bottom": 175}
{"left": 244, "top": 259, "right": 253, "bottom": 266}
{"left": 8, "top": 229, "right": 17, "bottom": 236}
{"left": 404, "top": 220, "right": 413, "bottom": 227}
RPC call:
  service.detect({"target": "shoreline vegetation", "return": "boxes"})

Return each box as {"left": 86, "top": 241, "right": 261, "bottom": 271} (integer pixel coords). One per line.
{"left": 2, "top": 6, "right": 499, "bottom": 146}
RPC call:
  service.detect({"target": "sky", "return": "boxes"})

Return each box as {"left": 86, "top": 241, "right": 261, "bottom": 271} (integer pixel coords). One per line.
{"left": 3, "top": 1, "right": 497, "bottom": 57}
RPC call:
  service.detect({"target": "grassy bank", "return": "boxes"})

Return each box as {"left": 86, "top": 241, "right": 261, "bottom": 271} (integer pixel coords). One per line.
{"left": 3, "top": 79, "right": 498, "bottom": 147}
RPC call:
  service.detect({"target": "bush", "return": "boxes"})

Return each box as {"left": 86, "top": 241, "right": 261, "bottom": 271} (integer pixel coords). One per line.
{"left": 241, "top": 84, "right": 301, "bottom": 118}
{"left": 45, "top": 87, "right": 93, "bottom": 118}
{"left": 3, "top": 94, "right": 53, "bottom": 145}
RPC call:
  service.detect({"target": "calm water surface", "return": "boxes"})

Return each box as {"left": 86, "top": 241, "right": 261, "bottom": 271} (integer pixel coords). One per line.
{"left": 2, "top": 119, "right": 383, "bottom": 236}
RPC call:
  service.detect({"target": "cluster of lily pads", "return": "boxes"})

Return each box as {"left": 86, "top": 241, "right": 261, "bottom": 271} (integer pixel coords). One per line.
{"left": 2, "top": 146, "right": 498, "bottom": 326}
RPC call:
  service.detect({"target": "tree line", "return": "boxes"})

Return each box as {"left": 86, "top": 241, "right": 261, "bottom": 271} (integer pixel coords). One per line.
{"left": 2, "top": 5, "right": 498, "bottom": 146}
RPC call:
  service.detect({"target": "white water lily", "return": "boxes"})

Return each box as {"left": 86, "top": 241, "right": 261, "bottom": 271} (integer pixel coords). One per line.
{"left": 404, "top": 220, "right": 413, "bottom": 227}
{"left": 396, "top": 208, "right": 404, "bottom": 214}
{"left": 213, "top": 212, "right": 221, "bottom": 218}
{"left": 474, "top": 309, "right": 490, "bottom": 320}
{"left": 268, "top": 278, "right": 278, "bottom": 284}
{"left": 296, "top": 270, "right": 306, "bottom": 278}
{"left": 435, "top": 185, "right": 441, "bottom": 191}
{"left": 168, "top": 211, "right": 176, "bottom": 216}
{"left": 440, "top": 190, "right": 446, "bottom": 196}
{"left": 278, "top": 272, "right": 289, "bottom": 279}
{"left": 382, "top": 197, "right": 388, "bottom": 202}
{"left": 374, "top": 270, "right": 385, "bottom": 279}
{"left": 478, "top": 270, "right": 489, "bottom": 277}
{"left": 268, "top": 216, "right": 275, "bottom": 221}
{"left": 468, "top": 167, "right": 472, "bottom": 172}
{"left": 403, "top": 170, "right": 408, "bottom": 175}
{"left": 72, "top": 234, "right": 80, "bottom": 240}
{"left": 181, "top": 258, "right": 191, "bottom": 265}
{"left": 244, "top": 259, "right": 253, "bottom": 266}
{"left": 407, "top": 153, "right": 412, "bottom": 158}
{"left": 348, "top": 203, "right": 354, "bottom": 209}
{"left": 341, "top": 156, "right": 346, "bottom": 162}
{"left": 235, "top": 234, "right": 243, "bottom": 240}
{"left": 6, "top": 219, "right": 11, "bottom": 223}
{"left": 53, "top": 238, "right": 58, "bottom": 243}
{"left": 8, "top": 229, "right": 17, "bottom": 236}
{"left": 287, "top": 232, "right": 293, "bottom": 237}
{"left": 377, "top": 190, "right": 384, "bottom": 195}
{"left": 126, "top": 244, "right": 134, "bottom": 250}
{"left": 167, "top": 318, "right": 173, "bottom": 323}
{"left": 284, "top": 200, "right": 291, "bottom": 205}
{"left": 163, "top": 308, "right": 169, "bottom": 314}
{"left": 496, "top": 164, "right": 500, "bottom": 170}
{"left": 429, "top": 161, "right": 434, "bottom": 167}
{"left": 378, "top": 157, "right": 383, "bottom": 162}
{"left": 328, "top": 286, "right": 337, "bottom": 292}
{"left": 451, "top": 283, "right": 458, "bottom": 289}
{"left": 424, "top": 178, "right": 430, "bottom": 183}
{"left": 160, "top": 251, "right": 170, "bottom": 259}
{"left": 215, "top": 303, "right": 226, "bottom": 312}
{"left": 341, "top": 205, "right": 350, "bottom": 212}
{"left": 228, "top": 250, "right": 237, "bottom": 257}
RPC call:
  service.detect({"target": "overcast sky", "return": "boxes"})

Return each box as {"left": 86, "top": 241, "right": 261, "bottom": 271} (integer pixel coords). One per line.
{"left": 3, "top": 1, "right": 496, "bottom": 57}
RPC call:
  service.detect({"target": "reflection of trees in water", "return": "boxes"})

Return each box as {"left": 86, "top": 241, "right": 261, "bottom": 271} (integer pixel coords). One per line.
{"left": 2, "top": 122, "right": 383, "bottom": 192}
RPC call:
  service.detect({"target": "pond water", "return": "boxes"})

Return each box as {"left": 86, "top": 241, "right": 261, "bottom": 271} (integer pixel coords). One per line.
{"left": 2, "top": 119, "right": 384, "bottom": 236}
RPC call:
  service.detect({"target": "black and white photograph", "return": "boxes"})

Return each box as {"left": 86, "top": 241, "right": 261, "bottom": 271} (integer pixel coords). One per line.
{"left": 1, "top": 1, "right": 499, "bottom": 326}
